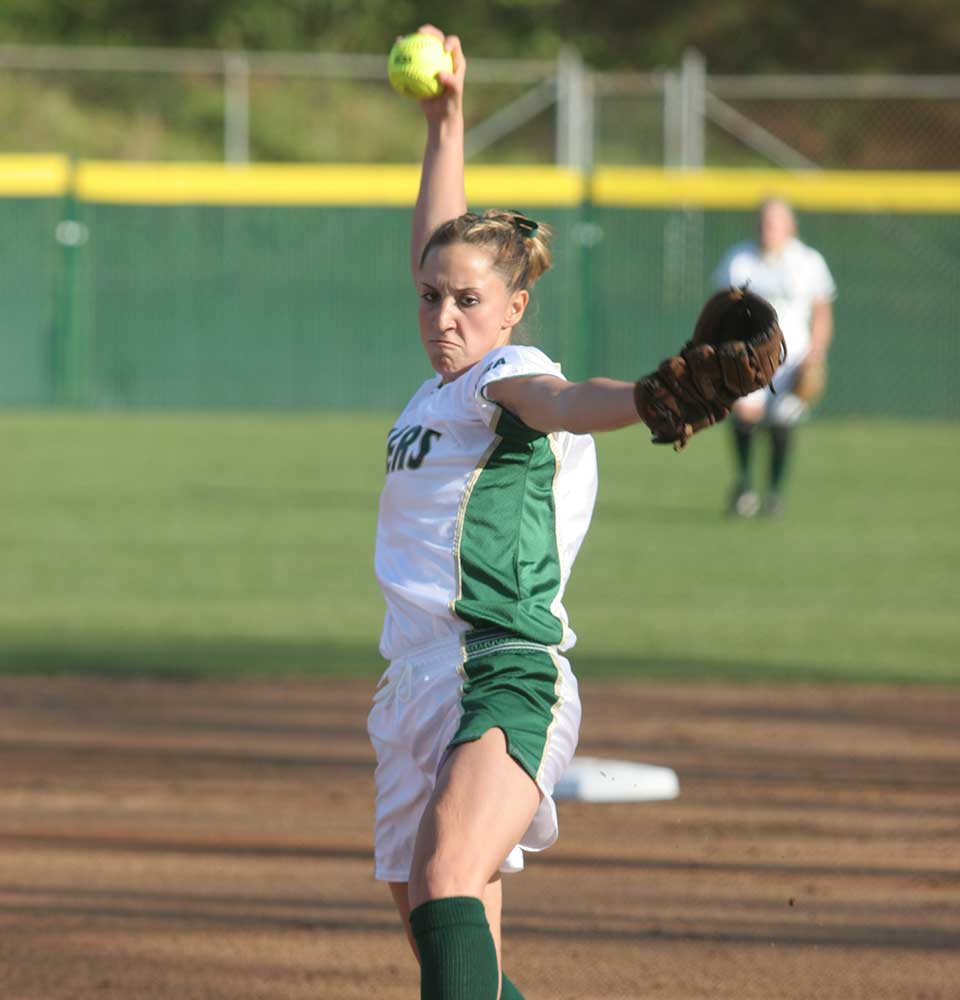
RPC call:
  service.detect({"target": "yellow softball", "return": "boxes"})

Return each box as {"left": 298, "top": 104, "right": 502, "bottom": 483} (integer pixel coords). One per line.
{"left": 388, "top": 33, "right": 453, "bottom": 100}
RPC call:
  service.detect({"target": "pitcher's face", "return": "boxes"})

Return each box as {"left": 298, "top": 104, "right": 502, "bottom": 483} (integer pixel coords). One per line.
{"left": 417, "top": 242, "right": 527, "bottom": 383}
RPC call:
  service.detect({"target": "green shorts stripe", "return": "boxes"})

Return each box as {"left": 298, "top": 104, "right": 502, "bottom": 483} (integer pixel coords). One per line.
{"left": 448, "top": 637, "right": 563, "bottom": 783}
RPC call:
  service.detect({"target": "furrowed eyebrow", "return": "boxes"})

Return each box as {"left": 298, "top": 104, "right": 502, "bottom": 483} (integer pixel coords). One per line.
{"left": 418, "top": 283, "right": 482, "bottom": 294}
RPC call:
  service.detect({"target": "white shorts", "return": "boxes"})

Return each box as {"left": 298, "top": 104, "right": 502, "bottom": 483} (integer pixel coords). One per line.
{"left": 366, "top": 630, "right": 581, "bottom": 883}
{"left": 736, "top": 358, "right": 808, "bottom": 427}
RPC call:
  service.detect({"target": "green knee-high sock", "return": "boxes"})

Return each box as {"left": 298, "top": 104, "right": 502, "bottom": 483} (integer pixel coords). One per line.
{"left": 410, "top": 896, "right": 499, "bottom": 1000}
{"left": 501, "top": 973, "right": 526, "bottom": 999}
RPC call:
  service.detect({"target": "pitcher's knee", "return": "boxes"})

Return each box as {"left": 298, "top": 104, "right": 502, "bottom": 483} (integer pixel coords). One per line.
{"left": 411, "top": 849, "right": 485, "bottom": 904}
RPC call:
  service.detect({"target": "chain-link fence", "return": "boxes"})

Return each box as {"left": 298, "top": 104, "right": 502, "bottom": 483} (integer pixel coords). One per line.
{"left": 704, "top": 75, "right": 960, "bottom": 170}
{"left": 3, "top": 43, "right": 960, "bottom": 169}
{"left": 1, "top": 45, "right": 958, "bottom": 420}
{"left": 2, "top": 161, "right": 957, "bottom": 419}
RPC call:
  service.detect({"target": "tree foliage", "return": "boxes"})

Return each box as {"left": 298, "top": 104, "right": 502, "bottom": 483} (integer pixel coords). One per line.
{"left": 0, "top": 0, "right": 958, "bottom": 73}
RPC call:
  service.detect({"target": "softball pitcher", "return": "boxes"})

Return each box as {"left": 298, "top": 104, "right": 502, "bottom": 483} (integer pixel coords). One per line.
{"left": 368, "top": 26, "right": 785, "bottom": 1000}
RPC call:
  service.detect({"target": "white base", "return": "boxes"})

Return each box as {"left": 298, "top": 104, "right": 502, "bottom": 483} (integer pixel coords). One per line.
{"left": 554, "top": 756, "right": 680, "bottom": 803}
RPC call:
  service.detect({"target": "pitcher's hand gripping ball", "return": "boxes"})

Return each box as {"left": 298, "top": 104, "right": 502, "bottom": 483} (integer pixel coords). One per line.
{"left": 634, "top": 286, "right": 787, "bottom": 451}
{"left": 388, "top": 33, "right": 454, "bottom": 99}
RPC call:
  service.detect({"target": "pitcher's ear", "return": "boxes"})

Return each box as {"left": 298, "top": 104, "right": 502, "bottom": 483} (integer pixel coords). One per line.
{"left": 504, "top": 289, "right": 529, "bottom": 328}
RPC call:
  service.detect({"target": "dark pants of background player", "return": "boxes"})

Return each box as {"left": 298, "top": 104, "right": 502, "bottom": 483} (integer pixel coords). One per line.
{"left": 730, "top": 416, "right": 793, "bottom": 517}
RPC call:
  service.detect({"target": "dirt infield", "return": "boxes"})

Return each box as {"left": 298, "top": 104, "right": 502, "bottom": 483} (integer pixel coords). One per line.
{"left": 1, "top": 675, "right": 958, "bottom": 1000}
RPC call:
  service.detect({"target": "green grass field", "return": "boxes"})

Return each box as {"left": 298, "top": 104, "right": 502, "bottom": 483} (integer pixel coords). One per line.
{"left": 2, "top": 412, "right": 957, "bottom": 683}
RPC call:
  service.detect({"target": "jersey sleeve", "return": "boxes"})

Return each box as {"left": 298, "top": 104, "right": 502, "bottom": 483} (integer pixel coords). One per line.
{"left": 446, "top": 345, "right": 562, "bottom": 440}
{"left": 807, "top": 248, "right": 838, "bottom": 302}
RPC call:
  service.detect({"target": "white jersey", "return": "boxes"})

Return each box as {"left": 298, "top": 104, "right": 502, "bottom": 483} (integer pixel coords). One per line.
{"left": 374, "top": 344, "right": 598, "bottom": 662}
{"left": 712, "top": 236, "right": 836, "bottom": 363}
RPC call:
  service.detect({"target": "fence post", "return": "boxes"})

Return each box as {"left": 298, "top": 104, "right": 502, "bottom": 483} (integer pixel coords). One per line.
{"left": 556, "top": 46, "right": 593, "bottom": 171}
{"left": 679, "top": 47, "right": 706, "bottom": 168}
{"left": 556, "top": 46, "right": 598, "bottom": 378}
{"left": 51, "top": 159, "right": 89, "bottom": 405}
{"left": 224, "top": 51, "right": 251, "bottom": 163}
{"left": 663, "top": 70, "right": 682, "bottom": 166}
{"left": 663, "top": 51, "right": 708, "bottom": 318}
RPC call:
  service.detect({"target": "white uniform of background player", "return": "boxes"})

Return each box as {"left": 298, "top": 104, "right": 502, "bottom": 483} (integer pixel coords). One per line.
{"left": 711, "top": 198, "right": 836, "bottom": 517}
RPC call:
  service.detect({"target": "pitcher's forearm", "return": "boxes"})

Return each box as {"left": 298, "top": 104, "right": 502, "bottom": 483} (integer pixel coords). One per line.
{"left": 549, "top": 379, "right": 642, "bottom": 434}
{"left": 486, "top": 375, "right": 642, "bottom": 435}
{"left": 411, "top": 115, "right": 467, "bottom": 278}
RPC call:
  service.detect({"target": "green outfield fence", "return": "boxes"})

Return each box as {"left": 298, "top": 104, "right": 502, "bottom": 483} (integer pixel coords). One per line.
{"left": 2, "top": 157, "right": 958, "bottom": 417}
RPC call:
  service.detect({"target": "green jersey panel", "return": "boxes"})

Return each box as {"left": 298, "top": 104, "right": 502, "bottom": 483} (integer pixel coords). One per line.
{"left": 453, "top": 408, "right": 564, "bottom": 645}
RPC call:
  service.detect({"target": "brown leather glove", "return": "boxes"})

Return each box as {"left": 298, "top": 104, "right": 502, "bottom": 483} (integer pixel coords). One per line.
{"left": 634, "top": 287, "right": 787, "bottom": 451}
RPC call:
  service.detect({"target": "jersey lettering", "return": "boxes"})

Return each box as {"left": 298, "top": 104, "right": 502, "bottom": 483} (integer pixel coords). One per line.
{"left": 407, "top": 429, "right": 442, "bottom": 469}
{"left": 386, "top": 424, "right": 443, "bottom": 473}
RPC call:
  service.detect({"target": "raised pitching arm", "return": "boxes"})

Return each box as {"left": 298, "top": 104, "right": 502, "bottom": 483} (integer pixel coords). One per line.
{"left": 410, "top": 26, "right": 468, "bottom": 281}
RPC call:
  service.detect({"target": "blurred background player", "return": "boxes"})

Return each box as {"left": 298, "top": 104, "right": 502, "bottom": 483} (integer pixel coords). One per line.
{"left": 712, "top": 197, "right": 837, "bottom": 517}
